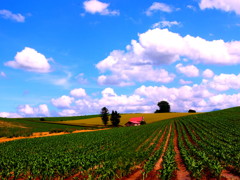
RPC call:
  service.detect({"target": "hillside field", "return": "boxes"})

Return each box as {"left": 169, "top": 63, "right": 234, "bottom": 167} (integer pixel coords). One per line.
{"left": 0, "top": 107, "right": 240, "bottom": 179}
{"left": 0, "top": 117, "right": 98, "bottom": 138}
{"left": 54, "top": 112, "right": 198, "bottom": 126}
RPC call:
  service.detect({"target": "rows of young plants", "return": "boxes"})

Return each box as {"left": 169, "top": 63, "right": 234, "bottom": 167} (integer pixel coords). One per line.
{"left": 158, "top": 126, "right": 177, "bottom": 179}
{"left": 175, "top": 107, "right": 240, "bottom": 178}
{"left": 1, "top": 107, "right": 239, "bottom": 179}
{"left": 0, "top": 119, "right": 171, "bottom": 179}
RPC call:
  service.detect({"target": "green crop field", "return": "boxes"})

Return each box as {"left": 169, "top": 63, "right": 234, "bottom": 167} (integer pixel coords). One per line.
{"left": 0, "top": 107, "right": 240, "bottom": 179}
{"left": 0, "top": 117, "right": 96, "bottom": 138}
{"left": 55, "top": 112, "right": 197, "bottom": 126}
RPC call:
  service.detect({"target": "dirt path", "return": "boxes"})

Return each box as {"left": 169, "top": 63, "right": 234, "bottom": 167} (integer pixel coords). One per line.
{"left": 0, "top": 128, "right": 110, "bottom": 143}
{"left": 173, "top": 126, "right": 191, "bottom": 180}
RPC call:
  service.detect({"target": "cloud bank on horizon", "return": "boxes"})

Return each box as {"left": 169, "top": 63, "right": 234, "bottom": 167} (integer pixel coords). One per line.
{"left": 0, "top": 0, "right": 240, "bottom": 117}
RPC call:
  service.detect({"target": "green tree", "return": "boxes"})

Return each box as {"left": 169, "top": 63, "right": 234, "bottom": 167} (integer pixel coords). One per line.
{"left": 188, "top": 109, "right": 196, "bottom": 113}
{"left": 156, "top": 101, "right": 171, "bottom": 113}
{"left": 110, "top": 110, "right": 121, "bottom": 127}
{"left": 101, "top": 107, "right": 109, "bottom": 126}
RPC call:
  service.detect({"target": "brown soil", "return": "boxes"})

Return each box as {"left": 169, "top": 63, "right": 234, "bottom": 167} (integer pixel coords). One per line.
{"left": 154, "top": 125, "right": 172, "bottom": 171}
{"left": 172, "top": 127, "right": 191, "bottom": 180}
{"left": 121, "top": 128, "right": 168, "bottom": 180}
{"left": 0, "top": 128, "right": 110, "bottom": 143}
{"left": 221, "top": 170, "right": 240, "bottom": 180}
{"left": 144, "top": 124, "right": 172, "bottom": 180}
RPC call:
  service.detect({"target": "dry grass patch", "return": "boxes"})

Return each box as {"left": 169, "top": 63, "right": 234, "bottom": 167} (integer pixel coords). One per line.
{"left": 0, "top": 120, "right": 27, "bottom": 128}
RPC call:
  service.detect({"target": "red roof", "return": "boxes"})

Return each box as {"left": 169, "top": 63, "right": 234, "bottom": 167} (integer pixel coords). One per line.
{"left": 129, "top": 117, "right": 144, "bottom": 123}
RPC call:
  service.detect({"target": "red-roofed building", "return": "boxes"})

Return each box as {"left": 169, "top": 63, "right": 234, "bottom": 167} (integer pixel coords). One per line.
{"left": 125, "top": 117, "right": 144, "bottom": 126}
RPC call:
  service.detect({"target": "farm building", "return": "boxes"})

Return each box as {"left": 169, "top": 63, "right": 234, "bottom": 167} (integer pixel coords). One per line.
{"left": 125, "top": 117, "right": 145, "bottom": 126}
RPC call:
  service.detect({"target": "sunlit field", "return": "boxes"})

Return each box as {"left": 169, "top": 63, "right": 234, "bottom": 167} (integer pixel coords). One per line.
{"left": 55, "top": 113, "right": 199, "bottom": 126}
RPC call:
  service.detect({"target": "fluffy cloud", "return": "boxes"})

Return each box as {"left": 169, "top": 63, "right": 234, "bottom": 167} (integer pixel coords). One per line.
{"left": 58, "top": 109, "right": 79, "bottom": 117}
{"left": 152, "top": 20, "right": 180, "bottom": 28}
{"left": 70, "top": 88, "right": 87, "bottom": 98}
{"left": 17, "top": 104, "right": 50, "bottom": 117}
{"left": 83, "top": 0, "right": 119, "bottom": 16}
{"left": 0, "top": 72, "right": 6, "bottom": 77}
{"left": 0, "top": 9, "right": 25, "bottom": 22}
{"left": 208, "top": 93, "right": 240, "bottom": 110}
{"left": 202, "top": 69, "right": 214, "bottom": 78}
{"left": 97, "top": 28, "right": 240, "bottom": 86}
{"left": 96, "top": 49, "right": 175, "bottom": 86}
{"left": 207, "top": 73, "right": 240, "bottom": 91}
{"left": 51, "top": 95, "right": 74, "bottom": 108}
{"left": 134, "top": 84, "right": 215, "bottom": 112}
{"left": 176, "top": 63, "right": 199, "bottom": 77}
{"left": 179, "top": 79, "right": 193, "bottom": 85}
{"left": 199, "top": 0, "right": 240, "bottom": 15}
{"left": 5, "top": 47, "right": 52, "bottom": 73}
{"left": 0, "top": 112, "right": 21, "bottom": 118}
{"left": 146, "top": 2, "right": 173, "bottom": 16}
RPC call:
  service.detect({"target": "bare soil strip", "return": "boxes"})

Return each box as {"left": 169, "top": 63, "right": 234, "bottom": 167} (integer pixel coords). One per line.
{"left": 143, "top": 124, "right": 172, "bottom": 180}
{"left": 0, "top": 128, "right": 110, "bottom": 143}
{"left": 153, "top": 124, "right": 172, "bottom": 171}
{"left": 173, "top": 127, "right": 191, "bottom": 180}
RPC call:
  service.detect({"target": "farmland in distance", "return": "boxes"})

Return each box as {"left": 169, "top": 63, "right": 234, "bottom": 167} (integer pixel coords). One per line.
{"left": 55, "top": 112, "right": 198, "bottom": 126}
{"left": 0, "top": 107, "right": 239, "bottom": 179}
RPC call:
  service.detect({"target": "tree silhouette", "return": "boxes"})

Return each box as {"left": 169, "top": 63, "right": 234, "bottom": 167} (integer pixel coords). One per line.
{"left": 155, "top": 101, "right": 171, "bottom": 113}
{"left": 101, "top": 107, "right": 109, "bottom": 126}
{"left": 110, "top": 110, "right": 121, "bottom": 127}
{"left": 188, "top": 109, "right": 196, "bottom": 113}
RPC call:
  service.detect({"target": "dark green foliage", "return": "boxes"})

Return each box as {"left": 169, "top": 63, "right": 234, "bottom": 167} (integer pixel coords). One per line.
{"left": 155, "top": 101, "right": 171, "bottom": 113}
{"left": 49, "top": 128, "right": 73, "bottom": 133}
{"left": 110, "top": 110, "right": 121, "bottom": 127}
{"left": 40, "top": 118, "right": 45, "bottom": 121}
{"left": 188, "top": 109, "right": 196, "bottom": 113}
{"left": 101, "top": 107, "right": 109, "bottom": 126}
{"left": 140, "top": 120, "right": 146, "bottom": 125}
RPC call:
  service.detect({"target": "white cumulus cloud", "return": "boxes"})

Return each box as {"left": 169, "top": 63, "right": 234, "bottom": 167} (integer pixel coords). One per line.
{"left": 199, "top": 0, "right": 240, "bottom": 15}
{"left": 0, "top": 112, "right": 21, "bottom": 118}
{"left": 5, "top": 47, "right": 52, "bottom": 73}
{"left": 203, "top": 69, "right": 214, "bottom": 78}
{"left": 176, "top": 63, "right": 199, "bottom": 77}
{"left": 70, "top": 88, "right": 87, "bottom": 98}
{"left": 146, "top": 2, "right": 173, "bottom": 16}
{"left": 51, "top": 95, "right": 74, "bottom": 108}
{"left": 58, "top": 109, "right": 79, "bottom": 117}
{"left": 83, "top": 0, "right": 119, "bottom": 16}
{"left": 0, "top": 9, "right": 25, "bottom": 22}
{"left": 207, "top": 73, "right": 240, "bottom": 91}
{"left": 17, "top": 104, "right": 50, "bottom": 117}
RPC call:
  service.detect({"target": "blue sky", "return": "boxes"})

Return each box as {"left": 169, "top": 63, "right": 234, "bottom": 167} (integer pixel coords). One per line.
{"left": 0, "top": 0, "right": 240, "bottom": 117}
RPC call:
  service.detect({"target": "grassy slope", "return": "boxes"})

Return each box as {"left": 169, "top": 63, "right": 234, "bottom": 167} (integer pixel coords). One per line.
{"left": 0, "top": 118, "right": 96, "bottom": 138}
{"left": 6, "top": 114, "right": 100, "bottom": 122}
{"left": 56, "top": 112, "right": 199, "bottom": 126}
